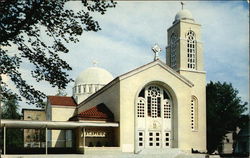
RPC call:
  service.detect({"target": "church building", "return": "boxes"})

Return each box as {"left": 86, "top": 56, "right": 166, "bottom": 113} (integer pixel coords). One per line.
{"left": 46, "top": 8, "right": 207, "bottom": 154}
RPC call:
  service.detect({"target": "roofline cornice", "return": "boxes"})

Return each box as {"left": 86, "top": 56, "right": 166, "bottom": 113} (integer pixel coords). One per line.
{"left": 167, "top": 20, "right": 201, "bottom": 32}
{"left": 118, "top": 60, "right": 194, "bottom": 87}
{"left": 51, "top": 105, "right": 76, "bottom": 109}
{"left": 177, "top": 69, "right": 206, "bottom": 74}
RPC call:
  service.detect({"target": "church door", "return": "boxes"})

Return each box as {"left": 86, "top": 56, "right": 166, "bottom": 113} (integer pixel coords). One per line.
{"left": 136, "top": 85, "right": 172, "bottom": 149}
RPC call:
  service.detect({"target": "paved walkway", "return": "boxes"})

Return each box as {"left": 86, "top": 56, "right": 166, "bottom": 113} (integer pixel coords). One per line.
{"left": 1, "top": 154, "right": 209, "bottom": 158}
{"left": 1, "top": 153, "right": 211, "bottom": 158}
{"left": 1, "top": 149, "right": 213, "bottom": 158}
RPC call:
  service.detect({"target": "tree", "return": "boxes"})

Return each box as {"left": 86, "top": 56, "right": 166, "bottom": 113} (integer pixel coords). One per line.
{"left": 206, "top": 81, "right": 248, "bottom": 153}
{"left": 1, "top": 96, "right": 21, "bottom": 119}
{"left": 0, "top": 0, "right": 116, "bottom": 106}
{"left": 235, "top": 114, "right": 249, "bottom": 129}
{"left": 1, "top": 97, "right": 23, "bottom": 147}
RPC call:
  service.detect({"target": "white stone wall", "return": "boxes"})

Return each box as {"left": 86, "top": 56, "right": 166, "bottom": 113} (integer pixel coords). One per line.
{"left": 179, "top": 71, "right": 206, "bottom": 152}
{"left": 119, "top": 63, "right": 193, "bottom": 152}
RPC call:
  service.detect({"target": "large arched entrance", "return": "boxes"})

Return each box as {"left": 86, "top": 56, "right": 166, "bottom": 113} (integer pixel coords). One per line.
{"left": 135, "top": 84, "right": 173, "bottom": 150}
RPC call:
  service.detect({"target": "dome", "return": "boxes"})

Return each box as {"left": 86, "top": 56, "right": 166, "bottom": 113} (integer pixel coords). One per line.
{"left": 75, "top": 67, "right": 113, "bottom": 85}
{"left": 174, "top": 9, "right": 194, "bottom": 22}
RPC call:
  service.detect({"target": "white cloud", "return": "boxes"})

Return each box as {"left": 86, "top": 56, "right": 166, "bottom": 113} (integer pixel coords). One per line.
{"left": 1, "top": 74, "right": 9, "bottom": 83}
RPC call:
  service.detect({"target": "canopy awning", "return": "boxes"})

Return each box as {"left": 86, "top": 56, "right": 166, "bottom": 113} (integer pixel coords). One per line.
{"left": 0, "top": 119, "right": 119, "bottom": 129}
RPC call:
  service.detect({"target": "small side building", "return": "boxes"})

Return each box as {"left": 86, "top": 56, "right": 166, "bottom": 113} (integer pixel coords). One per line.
{"left": 22, "top": 109, "right": 46, "bottom": 147}
{"left": 46, "top": 96, "right": 77, "bottom": 147}
{"left": 219, "top": 132, "right": 234, "bottom": 154}
{"left": 234, "top": 120, "right": 250, "bottom": 155}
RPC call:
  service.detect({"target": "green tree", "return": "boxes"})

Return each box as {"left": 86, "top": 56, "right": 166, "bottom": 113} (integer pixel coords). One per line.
{"left": 236, "top": 114, "right": 249, "bottom": 129}
{"left": 0, "top": 0, "right": 116, "bottom": 106}
{"left": 2, "top": 97, "right": 21, "bottom": 119}
{"left": 1, "top": 97, "right": 23, "bottom": 147}
{"left": 206, "top": 81, "right": 248, "bottom": 153}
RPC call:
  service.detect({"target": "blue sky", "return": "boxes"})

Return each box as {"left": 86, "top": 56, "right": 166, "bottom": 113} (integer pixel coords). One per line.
{"left": 3, "top": 1, "right": 249, "bottom": 113}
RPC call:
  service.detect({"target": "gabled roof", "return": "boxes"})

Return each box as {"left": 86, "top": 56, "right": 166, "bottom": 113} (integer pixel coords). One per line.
{"left": 48, "top": 96, "right": 77, "bottom": 107}
{"left": 69, "top": 103, "right": 114, "bottom": 121}
{"left": 118, "top": 59, "right": 194, "bottom": 87}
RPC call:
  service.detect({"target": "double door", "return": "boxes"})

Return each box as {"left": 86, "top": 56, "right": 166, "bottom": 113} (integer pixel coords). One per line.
{"left": 137, "top": 130, "right": 171, "bottom": 149}
{"left": 148, "top": 131, "right": 161, "bottom": 147}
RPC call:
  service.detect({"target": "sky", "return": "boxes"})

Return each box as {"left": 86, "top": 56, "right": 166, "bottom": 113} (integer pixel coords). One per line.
{"left": 4, "top": 1, "right": 249, "bottom": 113}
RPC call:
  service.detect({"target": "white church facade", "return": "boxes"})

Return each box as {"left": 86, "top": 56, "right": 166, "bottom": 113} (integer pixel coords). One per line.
{"left": 46, "top": 8, "right": 207, "bottom": 154}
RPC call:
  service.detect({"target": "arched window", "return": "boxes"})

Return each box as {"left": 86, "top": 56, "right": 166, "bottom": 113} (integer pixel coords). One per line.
{"left": 187, "top": 30, "right": 196, "bottom": 69}
{"left": 137, "top": 97, "right": 145, "bottom": 118}
{"left": 170, "top": 33, "right": 177, "bottom": 69}
{"left": 136, "top": 85, "right": 172, "bottom": 119}
{"left": 95, "top": 85, "right": 99, "bottom": 92}
{"left": 78, "top": 85, "right": 81, "bottom": 93}
{"left": 89, "top": 85, "right": 92, "bottom": 93}
{"left": 83, "top": 86, "right": 86, "bottom": 93}
{"left": 147, "top": 86, "right": 161, "bottom": 118}
{"left": 191, "top": 96, "right": 198, "bottom": 130}
{"left": 164, "top": 100, "right": 171, "bottom": 119}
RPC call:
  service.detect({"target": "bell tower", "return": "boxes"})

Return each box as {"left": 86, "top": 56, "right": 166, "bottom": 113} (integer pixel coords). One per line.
{"left": 166, "top": 6, "right": 204, "bottom": 73}
{"left": 166, "top": 4, "right": 207, "bottom": 152}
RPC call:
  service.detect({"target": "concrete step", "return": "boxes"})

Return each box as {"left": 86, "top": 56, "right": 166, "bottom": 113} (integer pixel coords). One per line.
{"left": 137, "top": 148, "right": 184, "bottom": 158}
{"left": 137, "top": 148, "right": 207, "bottom": 158}
{"left": 84, "top": 147, "right": 122, "bottom": 155}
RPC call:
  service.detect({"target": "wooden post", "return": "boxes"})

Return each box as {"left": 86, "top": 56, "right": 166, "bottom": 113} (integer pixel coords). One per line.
{"left": 83, "top": 128, "right": 85, "bottom": 147}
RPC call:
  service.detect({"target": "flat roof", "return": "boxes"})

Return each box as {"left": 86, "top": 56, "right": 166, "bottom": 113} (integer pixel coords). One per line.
{"left": 1, "top": 119, "right": 119, "bottom": 129}
{"left": 21, "top": 108, "right": 45, "bottom": 114}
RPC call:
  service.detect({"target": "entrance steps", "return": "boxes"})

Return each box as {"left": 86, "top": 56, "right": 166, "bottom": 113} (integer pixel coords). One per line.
{"left": 83, "top": 148, "right": 208, "bottom": 158}
{"left": 84, "top": 147, "right": 122, "bottom": 155}
{"left": 136, "top": 148, "right": 207, "bottom": 158}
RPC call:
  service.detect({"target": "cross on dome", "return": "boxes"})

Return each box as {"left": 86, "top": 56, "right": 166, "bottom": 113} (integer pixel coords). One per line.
{"left": 181, "top": 1, "right": 184, "bottom": 10}
{"left": 92, "top": 60, "right": 98, "bottom": 67}
{"left": 174, "top": 2, "right": 194, "bottom": 24}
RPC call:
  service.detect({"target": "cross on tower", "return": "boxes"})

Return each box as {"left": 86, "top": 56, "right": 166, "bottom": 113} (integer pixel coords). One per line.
{"left": 152, "top": 44, "right": 162, "bottom": 61}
